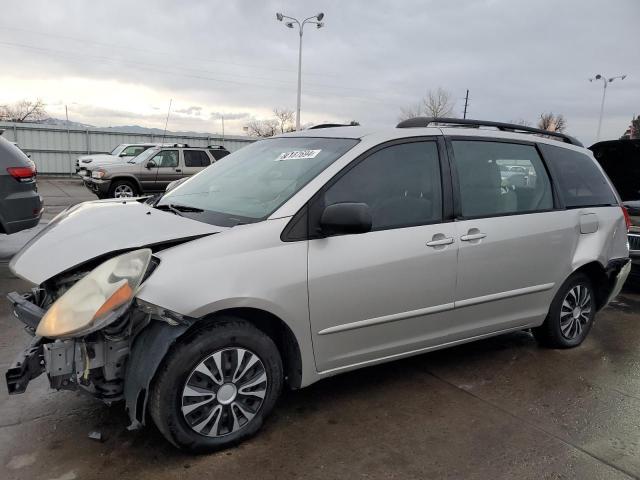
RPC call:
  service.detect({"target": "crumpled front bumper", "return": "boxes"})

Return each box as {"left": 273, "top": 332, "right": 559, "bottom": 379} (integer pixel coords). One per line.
{"left": 5, "top": 335, "right": 45, "bottom": 394}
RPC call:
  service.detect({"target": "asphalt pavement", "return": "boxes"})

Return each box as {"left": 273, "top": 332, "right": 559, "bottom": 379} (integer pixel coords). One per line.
{"left": 1, "top": 178, "right": 640, "bottom": 479}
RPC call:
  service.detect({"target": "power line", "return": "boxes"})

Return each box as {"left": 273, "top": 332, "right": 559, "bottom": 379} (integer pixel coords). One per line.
{"left": 0, "top": 39, "right": 398, "bottom": 102}
{"left": 0, "top": 24, "right": 340, "bottom": 79}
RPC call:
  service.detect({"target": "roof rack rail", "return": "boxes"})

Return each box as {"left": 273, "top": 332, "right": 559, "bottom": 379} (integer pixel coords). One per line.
{"left": 308, "top": 123, "right": 357, "bottom": 130}
{"left": 207, "top": 144, "right": 226, "bottom": 149}
{"left": 396, "top": 117, "right": 583, "bottom": 147}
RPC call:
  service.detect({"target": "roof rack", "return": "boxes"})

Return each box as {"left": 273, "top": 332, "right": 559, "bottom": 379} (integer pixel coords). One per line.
{"left": 396, "top": 117, "right": 583, "bottom": 147}
{"left": 308, "top": 123, "right": 357, "bottom": 130}
{"left": 207, "top": 145, "right": 227, "bottom": 149}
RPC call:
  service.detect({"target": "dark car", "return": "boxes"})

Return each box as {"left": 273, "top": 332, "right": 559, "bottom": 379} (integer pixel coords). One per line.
{"left": 590, "top": 139, "right": 640, "bottom": 281}
{"left": 0, "top": 136, "right": 43, "bottom": 234}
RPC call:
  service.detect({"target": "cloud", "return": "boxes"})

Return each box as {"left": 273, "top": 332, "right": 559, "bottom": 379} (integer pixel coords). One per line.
{"left": 174, "top": 105, "right": 203, "bottom": 116}
{"left": 209, "top": 111, "right": 251, "bottom": 121}
{"left": 0, "top": 0, "right": 638, "bottom": 142}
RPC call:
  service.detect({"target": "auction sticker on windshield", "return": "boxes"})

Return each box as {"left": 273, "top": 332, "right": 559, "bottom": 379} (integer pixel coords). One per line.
{"left": 276, "top": 149, "right": 321, "bottom": 161}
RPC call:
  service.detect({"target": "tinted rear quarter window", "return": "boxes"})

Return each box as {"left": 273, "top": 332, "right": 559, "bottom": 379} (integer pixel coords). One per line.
{"left": 210, "top": 149, "right": 230, "bottom": 161}
{"left": 184, "top": 150, "right": 211, "bottom": 167}
{"left": 540, "top": 144, "right": 617, "bottom": 207}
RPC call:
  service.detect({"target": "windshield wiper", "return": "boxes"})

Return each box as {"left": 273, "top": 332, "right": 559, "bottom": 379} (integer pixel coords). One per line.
{"left": 155, "top": 203, "right": 204, "bottom": 216}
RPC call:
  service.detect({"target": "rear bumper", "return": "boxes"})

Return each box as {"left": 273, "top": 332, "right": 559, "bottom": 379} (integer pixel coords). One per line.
{"left": 0, "top": 185, "right": 43, "bottom": 234}
{"left": 605, "top": 258, "right": 632, "bottom": 305}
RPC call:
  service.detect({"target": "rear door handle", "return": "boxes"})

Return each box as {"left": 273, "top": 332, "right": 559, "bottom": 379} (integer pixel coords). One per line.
{"left": 426, "top": 237, "right": 454, "bottom": 247}
{"left": 175, "top": 168, "right": 182, "bottom": 172}
{"left": 460, "top": 233, "right": 487, "bottom": 241}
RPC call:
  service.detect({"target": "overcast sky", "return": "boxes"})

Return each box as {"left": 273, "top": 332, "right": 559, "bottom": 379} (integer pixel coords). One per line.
{"left": 1, "top": 0, "right": 638, "bottom": 145}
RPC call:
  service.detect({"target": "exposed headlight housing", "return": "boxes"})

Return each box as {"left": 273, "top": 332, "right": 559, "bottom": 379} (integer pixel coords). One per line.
{"left": 91, "top": 169, "right": 106, "bottom": 179}
{"left": 36, "top": 249, "right": 152, "bottom": 338}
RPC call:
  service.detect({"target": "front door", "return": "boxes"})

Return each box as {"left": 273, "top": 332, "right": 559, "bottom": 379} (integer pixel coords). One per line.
{"left": 307, "top": 140, "right": 458, "bottom": 372}
{"left": 152, "top": 149, "right": 181, "bottom": 191}
{"left": 447, "top": 138, "right": 575, "bottom": 336}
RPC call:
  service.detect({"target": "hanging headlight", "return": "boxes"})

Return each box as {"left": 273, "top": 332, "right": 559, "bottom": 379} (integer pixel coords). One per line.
{"left": 36, "top": 249, "right": 152, "bottom": 338}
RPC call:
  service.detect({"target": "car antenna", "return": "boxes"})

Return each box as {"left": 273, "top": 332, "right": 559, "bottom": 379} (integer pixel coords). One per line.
{"left": 160, "top": 98, "right": 172, "bottom": 148}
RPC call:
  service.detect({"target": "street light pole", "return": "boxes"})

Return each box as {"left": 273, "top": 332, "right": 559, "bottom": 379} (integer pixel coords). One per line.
{"left": 590, "top": 74, "right": 627, "bottom": 141}
{"left": 276, "top": 12, "right": 325, "bottom": 131}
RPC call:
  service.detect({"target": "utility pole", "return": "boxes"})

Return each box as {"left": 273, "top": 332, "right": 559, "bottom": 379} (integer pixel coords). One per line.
{"left": 463, "top": 89, "right": 470, "bottom": 119}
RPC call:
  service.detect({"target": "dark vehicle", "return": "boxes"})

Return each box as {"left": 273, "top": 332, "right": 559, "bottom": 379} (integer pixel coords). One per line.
{"left": 590, "top": 139, "right": 640, "bottom": 281}
{"left": 0, "top": 136, "right": 42, "bottom": 234}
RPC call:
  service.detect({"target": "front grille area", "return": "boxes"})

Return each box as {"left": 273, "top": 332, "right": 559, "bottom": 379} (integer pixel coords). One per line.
{"left": 629, "top": 234, "right": 640, "bottom": 252}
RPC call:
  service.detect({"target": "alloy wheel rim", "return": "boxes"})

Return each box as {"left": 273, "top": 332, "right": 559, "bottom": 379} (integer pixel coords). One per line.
{"left": 560, "top": 284, "right": 592, "bottom": 340}
{"left": 114, "top": 185, "right": 134, "bottom": 197}
{"left": 181, "top": 347, "right": 268, "bottom": 437}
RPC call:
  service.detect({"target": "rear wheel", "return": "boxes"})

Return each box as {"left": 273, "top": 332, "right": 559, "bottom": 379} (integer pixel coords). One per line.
{"left": 109, "top": 180, "right": 137, "bottom": 198}
{"left": 533, "top": 273, "right": 595, "bottom": 348}
{"left": 149, "top": 317, "right": 283, "bottom": 452}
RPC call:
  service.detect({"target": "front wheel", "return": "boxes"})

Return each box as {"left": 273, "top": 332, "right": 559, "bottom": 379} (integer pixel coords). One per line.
{"left": 109, "top": 180, "right": 138, "bottom": 198}
{"left": 149, "top": 318, "right": 283, "bottom": 452}
{"left": 533, "top": 273, "right": 596, "bottom": 348}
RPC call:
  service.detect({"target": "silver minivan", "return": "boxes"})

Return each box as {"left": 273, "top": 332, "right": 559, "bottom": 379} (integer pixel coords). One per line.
{"left": 6, "top": 118, "right": 631, "bottom": 452}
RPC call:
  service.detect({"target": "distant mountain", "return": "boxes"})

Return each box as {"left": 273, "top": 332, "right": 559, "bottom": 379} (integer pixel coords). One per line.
{"left": 41, "top": 118, "right": 219, "bottom": 138}
{"left": 39, "top": 117, "right": 94, "bottom": 129}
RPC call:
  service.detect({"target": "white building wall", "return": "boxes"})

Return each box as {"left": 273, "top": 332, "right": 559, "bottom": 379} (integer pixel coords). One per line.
{"left": 0, "top": 122, "right": 255, "bottom": 174}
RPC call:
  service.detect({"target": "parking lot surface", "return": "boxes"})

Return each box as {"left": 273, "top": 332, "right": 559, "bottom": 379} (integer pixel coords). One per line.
{"left": 2, "top": 178, "right": 640, "bottom": 479}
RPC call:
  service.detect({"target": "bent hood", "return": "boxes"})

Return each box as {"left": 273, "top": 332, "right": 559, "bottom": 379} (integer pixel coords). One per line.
{"left": 10, "top": 200, "right": 226, "bottom": 284}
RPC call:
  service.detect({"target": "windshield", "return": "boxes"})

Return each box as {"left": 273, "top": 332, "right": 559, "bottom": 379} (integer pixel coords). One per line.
{"left": 130, "top": 147, "right": 161, "bottom": 163}
{"left": 110, "top": 144, "right": 127, "bottom": 156}
{"left": 158, "top": 137, "right": 358, "bottom": 226}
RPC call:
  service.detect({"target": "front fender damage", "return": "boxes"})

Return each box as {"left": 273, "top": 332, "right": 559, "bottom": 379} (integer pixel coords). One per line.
{"left": 124, "top": 320, "right": 189, "bottom": 430}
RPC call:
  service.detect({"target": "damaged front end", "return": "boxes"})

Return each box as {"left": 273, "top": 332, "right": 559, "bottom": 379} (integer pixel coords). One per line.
{"left": 5, "top": 249, "right": 192, "bottom": 428}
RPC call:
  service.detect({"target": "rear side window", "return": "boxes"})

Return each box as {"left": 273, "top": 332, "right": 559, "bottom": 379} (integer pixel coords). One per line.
{"left": 540, "top": 144, "right": 617, "bottom": 207}
{"left": 451, "top": 140, "right": 553, "bottom": 218}
{"left": 210, "top": 149, "right": 230, "bottom": 161}
{"left": 184, "top": 150, "right": 211, "bottom": 167}
{"left": 323, "top": 141, "right": 442, "bottom": 230}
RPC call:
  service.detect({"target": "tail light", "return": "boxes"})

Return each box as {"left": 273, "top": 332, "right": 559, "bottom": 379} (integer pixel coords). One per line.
{"left": 622, "top": 206, "right": 632, "bottom": 232}
{"left": 7, "top": 165, "right": 36, "bottom": 182}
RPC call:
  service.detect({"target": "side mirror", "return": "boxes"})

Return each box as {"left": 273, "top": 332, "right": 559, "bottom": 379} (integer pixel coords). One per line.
{"left": 320, "top": 202, "right": 372, "bottom": 236}
{"left": 146, "top": 160, "right": 156, "bottom": 169}
{"left": 119, "top": 152, "right": 128, "bottom": 157}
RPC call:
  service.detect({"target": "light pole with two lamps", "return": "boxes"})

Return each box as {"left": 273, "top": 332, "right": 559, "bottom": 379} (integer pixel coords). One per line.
{"left": 589, "top": 73, "right": 627, "bottom": 141}
{"left": 276, "top": 12, "right": 325, "bottom": 130}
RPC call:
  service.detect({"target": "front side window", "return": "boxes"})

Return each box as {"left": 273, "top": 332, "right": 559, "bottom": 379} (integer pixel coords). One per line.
{"left": 323, "top": 141, "right": 442, "bottom": 230}
{"left": 159, "top": 137, "right": 358, "bottom": 226}
{"left": 451, "top": 140, "right": 553, "bottom": 218}
{"left": 539, "top": 143, "right": 617, "bottom": 207}
{"left": 110, "top": 144, "right": 127, "bottom": 156}
{"left": 154, "top": 150, "right": 179, "bottom": 168}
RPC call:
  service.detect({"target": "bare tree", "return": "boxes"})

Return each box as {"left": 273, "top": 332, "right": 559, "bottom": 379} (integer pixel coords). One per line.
{"left": 245, "top": 118, "right": 279, "bottom": 137}
{"left": 398, "top": 102, "right": 424, "bottom": 121}
{"left": 424, "top": 87, "right": 455, "bottom": 118}
{"left": 273, "top": 108, "right": 295, "bottom": 134}
{"left": 510, "top": 118, "right": 532, "bottom": 127}
{"left": 537, "top": 112, "right": 567, "bottom": 132}
{"left": 0, "top": 99, "right": 48, "bottom": 123}
{"left": 398, "top": 87, "right": 456, "bottom": 121}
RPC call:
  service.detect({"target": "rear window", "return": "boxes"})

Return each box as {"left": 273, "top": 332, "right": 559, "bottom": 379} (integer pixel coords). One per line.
{"left": 540, "top": 144, "right": 617, "bottom": 208}
{"left": 210, "top": 149, "right": 230, "bottom": 161}
{"left": 184, "top": 150, "right": 211, "bottom": 167}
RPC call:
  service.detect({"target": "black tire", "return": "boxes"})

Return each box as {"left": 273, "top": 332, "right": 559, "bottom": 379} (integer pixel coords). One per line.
{"left": 533, "top": 272, "right": 596, "bottom": 348}
{"left": 149, "top": 317, "right": 283, "bottom": 453}
{"left": 108, "top": 179, "right": 138, "bottom": 198}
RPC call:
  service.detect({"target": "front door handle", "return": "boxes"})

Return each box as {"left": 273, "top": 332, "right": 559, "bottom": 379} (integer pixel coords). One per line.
{"left": 460, "top": 232, "right": 487, "bottom": 241}
{"left": 175, "top": 168, "right": 182, "bottom": 173}
{"left": 426, "top": 235, "right": 454, "bottom": 247}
